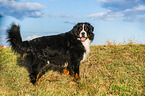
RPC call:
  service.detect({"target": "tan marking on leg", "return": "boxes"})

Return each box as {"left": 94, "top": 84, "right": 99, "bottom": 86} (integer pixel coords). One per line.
{"left": 34, "top": 61, "right": 50, "bottom": 85}
{"left": 35, "top": 74, "right": 40, "bottom": 85}
{"left": 23, "top": 53, "right": 27, "bottom": 58}
{"left": 74, "top": 73, "right": 81, "bottom": 81}
{"left": 63, "top": 68, "right": 69, "bottom": 76}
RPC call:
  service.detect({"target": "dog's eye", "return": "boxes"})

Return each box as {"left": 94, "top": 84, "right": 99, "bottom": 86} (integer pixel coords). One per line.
{"left": 79, "top": 28, "right": 82, "bottom": 31}
{"left": 85, "top": 27, "right": 88, "bottom": 31}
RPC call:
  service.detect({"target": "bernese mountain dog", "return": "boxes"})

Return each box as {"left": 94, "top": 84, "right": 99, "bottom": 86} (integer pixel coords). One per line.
{"left": 7, "top": 22, "right": 94, "bottom": 85}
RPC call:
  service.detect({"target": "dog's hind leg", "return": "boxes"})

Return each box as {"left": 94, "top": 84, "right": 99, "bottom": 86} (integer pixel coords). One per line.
{"left": 26, "top": 58, "right": 41, "bottom": 85}
{"left": 35, "top": 74, "right": 40, "bottom": 85}
{"left": 29, "top": 72, "right": 38, "bottom": 85}
{"left": 34, "top": 61, "right": 51, "bottom": 85}
{"left": 29, "top": 65, "right": 43, "bottom": 85}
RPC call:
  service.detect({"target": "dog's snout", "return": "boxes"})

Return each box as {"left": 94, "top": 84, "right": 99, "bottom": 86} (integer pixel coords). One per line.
{"left": 81, "top": 32, "right": 85, "bottom": 37}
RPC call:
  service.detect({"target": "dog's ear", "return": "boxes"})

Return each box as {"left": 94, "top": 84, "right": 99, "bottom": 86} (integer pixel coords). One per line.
{"left": 85, "top": 23, "right": 94, "bottom": 41}
{"left": 90, "top": 25, "right": 94, "bottom": 32}
{"left": 86, "top": 23, "right": 94, "bottom": 33}
{"left": 89, "top": 32, "right": 94, "bottom": 41}
{"left": 71, "top": 23, "right": 81, "bottom": 36}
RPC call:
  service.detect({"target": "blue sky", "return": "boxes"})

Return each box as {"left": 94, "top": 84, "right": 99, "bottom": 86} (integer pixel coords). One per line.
{"left": 0, "top": 0, "right": 145, "bottom": 46}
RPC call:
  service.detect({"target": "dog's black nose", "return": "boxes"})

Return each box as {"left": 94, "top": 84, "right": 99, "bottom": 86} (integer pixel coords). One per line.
{"left": 81, "top": 32, "right": 85, "bottom": 37}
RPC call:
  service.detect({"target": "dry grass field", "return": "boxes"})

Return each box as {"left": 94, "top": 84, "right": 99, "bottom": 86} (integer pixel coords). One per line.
{"left": 0, "top": 44, "right": 145, "bottom": 95}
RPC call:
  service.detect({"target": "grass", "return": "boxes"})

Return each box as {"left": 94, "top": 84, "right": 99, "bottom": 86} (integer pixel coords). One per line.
{"left": 0, "top": 44, "right": 145, "bottom": 96}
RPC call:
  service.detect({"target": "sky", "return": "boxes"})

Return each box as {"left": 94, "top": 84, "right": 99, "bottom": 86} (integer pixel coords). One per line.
{"left": 0, "top": 0, "right": 145, "bottom": 46}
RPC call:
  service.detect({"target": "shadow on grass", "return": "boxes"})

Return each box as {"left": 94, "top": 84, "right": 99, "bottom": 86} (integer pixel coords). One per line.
{"left": 16, "top": 56, "right": 65, "bottom": 82}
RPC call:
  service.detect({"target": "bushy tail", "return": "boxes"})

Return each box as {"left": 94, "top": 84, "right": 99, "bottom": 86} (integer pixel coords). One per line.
{"left": 7, "top": 23, "right": 28, "bottom": 55}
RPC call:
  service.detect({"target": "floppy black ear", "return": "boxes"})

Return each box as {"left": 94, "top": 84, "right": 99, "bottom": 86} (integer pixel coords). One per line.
{"left": 90, "top": 32, "right": 94, "bottom": 41}
{"left": 91, "top": 25, "right": 94, "bottom": 32}
{"left": 71, "top": 23, "right": 80, "bottom": 36}
{"left": 85, "top": 22, "right": 94, "bottom": 41}
{"left": 88, "top": 23, "right": 94, "bottom": 33}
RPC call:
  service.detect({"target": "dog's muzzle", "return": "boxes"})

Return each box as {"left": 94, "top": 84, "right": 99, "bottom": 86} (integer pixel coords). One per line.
{"left": 78, "top": 31, "right": 88, "bottom": 42}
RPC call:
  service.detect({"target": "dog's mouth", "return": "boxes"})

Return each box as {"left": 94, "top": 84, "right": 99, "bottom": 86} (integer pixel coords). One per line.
{"left": 77, "top": 37, "right": 87, "bottom": 42}
{"left": 78, "top": 31, "right": 88, "bottom": 42}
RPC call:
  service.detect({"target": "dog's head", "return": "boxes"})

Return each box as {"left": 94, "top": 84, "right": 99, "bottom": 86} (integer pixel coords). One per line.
{"left": 72, "top": 22, "right": 94, "bottom": 42}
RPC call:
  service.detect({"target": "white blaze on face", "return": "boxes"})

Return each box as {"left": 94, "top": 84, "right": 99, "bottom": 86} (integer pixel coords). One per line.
{"left": 79, "top": 24, "right": 87, "bottom": 41}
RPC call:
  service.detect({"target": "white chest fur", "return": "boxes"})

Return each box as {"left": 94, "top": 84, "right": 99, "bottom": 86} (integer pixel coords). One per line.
{"left": 81, "top": 39, "right": 91, "bottom": 63}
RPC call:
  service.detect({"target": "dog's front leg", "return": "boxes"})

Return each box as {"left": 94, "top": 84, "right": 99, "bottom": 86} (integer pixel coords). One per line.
{"left": 67, "top": 60, "right": 81, "bottom": 81}
{"left": 73, "top": 61, "right": 81, "bottom": 81}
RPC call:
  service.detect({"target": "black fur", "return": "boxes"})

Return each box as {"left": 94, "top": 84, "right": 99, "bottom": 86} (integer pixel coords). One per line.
{"left": 7, "top": 22, "right": 94, "bottom": 85}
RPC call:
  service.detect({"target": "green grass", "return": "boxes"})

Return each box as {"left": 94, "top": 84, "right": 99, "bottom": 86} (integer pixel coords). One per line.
{"left": 0, "top": 45, "right": 145, "bottom": 96}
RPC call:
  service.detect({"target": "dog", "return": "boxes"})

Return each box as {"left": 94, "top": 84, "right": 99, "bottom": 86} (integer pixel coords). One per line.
{"left": 7, "top": 22, "right": 94, "bottom": 85}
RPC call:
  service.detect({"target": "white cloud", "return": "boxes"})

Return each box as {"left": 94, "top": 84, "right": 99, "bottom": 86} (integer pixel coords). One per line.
{"left": 105, "top": 12, "right": 124, "bottom": 20}
{"left": 88, "top": 12, "right": 107, "bottom": 18}
{"left": 64, "top": 21, "right": 76, "bottom": 24}
{"left": 0, "top": 0, "right": 45, "bottom": 19}
{"left": 88, "top": 10, "right": 124, "bottom": 20}
{"left": 95, "top": 0, "right": 145, "bottom": 22}
{"left": 135, "top": 5, "right": 145, "bottom": 10}
{"left": 0, "top": 0, "right": 81, "bottom": 20}
{"left": 25, "top": 35, "right": 40, "bottom": 40}
{"left": 125, "top": 5, "right": 145, "bottom": 12}
{"left": 98, "top": 0, "right": 143, "bottom": 11}
{"left": 47, "top": 14, "right": 73, "bottom": 18}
